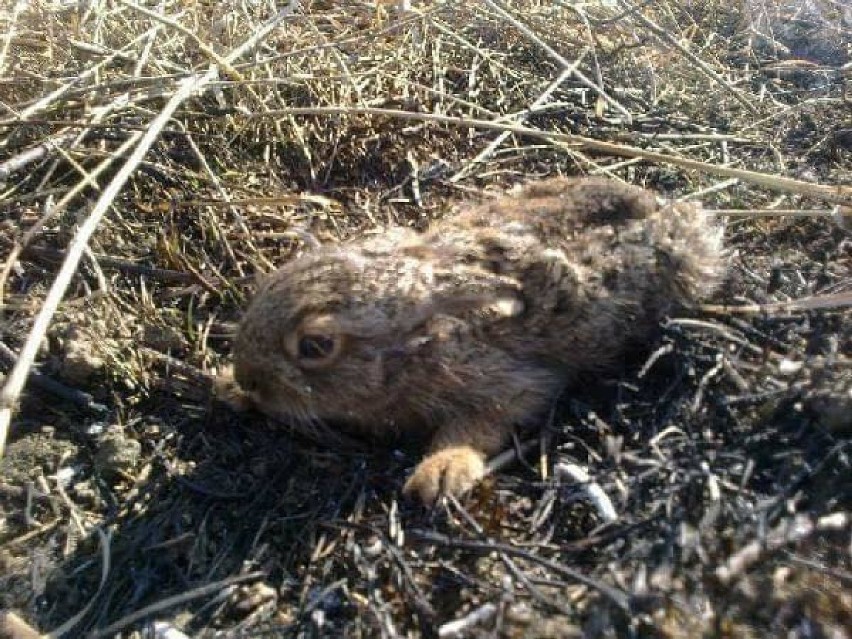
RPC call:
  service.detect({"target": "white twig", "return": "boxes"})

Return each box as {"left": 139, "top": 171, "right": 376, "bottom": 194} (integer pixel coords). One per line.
{"left": 46, "top": 528, "right": 112, "bottom": 638}
{"left": 0, "top": 133, "right": 79, "bottom": 187}
{"left": 692, "top": 354, "right": 725, "bottom": 413}
{"left": 438, "top": 603, "right": 498, "bottom": 638}
{"left": 702, "top": 292, "right": 852, "bottom": 315}
{"left": 678, "top": 178, "right": 740, "bottom": 201}
{"left": 486, "top": 439, "right": 538, "bottom": 475}
{"left": 151, "top": 622, "right": 191, "bottom": 639}
{"left": 637, "top": 342, "right": 674, "bottom": 378}
{"left": 555, "top": 461, "right": 618, "bottom": 523}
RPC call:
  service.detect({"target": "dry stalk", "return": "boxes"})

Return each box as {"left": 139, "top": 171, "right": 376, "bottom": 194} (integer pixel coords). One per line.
{"left": 0, "top": 27, "right": 161, "bottom": 135}
{"left": 86, "top": 572, "right": 266, "bottom": 639}
{"left": 115, "top": 0, "right": 246, "bottom": 82}
{"left": 554, "top": 461, "right": 618, "bottom": 524}
{"left": 702, "top": 292, "right": 852, "bottom": 315}
{"left": 0, "top": 68, "right": 219, "bottom": 457}
{"left": 252, "top": 106, "right": 852, "bottom": 205}
{"left": 0, "top": 1, "right": 27, "bottom": 76}
{"left": 31, "top": 43, "right": 169, "bottom": 195}
{"left": 0, "top": 133, "right": 78, "bottom": 186}
{"left": 438, "top": 603, "right": 498, "bottom": 638}
{"left": 44, "top": 528, "right": 112, "bottom": 639}
{"left": 0, "top": 130, "right": 144, "bottom": 307}
{"left": 716, "top": 512, "right": 850, "bottom": 585}
{"left": 234, "top": 12, "right": 425, "bottom": 72}
{"left": 486, "top": 439, "right": 538, "bottom": 476}
{"left": 678, "top": 178, "right": 740, "bottom": 201}
{"left": 708, "top": 208, "right": 842, "bottom": 217}
{"left": 0, "top": 3, "right": 300, "bottom": 458}
{"left": 451, "top": 59, "right": 586, "bottom": 182}
{"left": 171, "top": 123, "right": 270, "bottom": 277}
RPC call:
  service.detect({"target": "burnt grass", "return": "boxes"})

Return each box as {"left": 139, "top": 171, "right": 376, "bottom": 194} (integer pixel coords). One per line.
{"left": 0, "top": 1, "right": 850, "bottom": 638}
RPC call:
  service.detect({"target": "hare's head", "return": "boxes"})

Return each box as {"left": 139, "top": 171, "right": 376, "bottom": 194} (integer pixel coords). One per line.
{"left": 233, "top": 247, "right": 397, "bottom": 428}
{"left": 232, "top": 236, "right": 525, "bottom": 437}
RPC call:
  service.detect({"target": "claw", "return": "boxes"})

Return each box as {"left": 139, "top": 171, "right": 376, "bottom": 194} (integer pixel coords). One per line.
{"left": 402, "top": 446, "right": 486, "bottom": 504}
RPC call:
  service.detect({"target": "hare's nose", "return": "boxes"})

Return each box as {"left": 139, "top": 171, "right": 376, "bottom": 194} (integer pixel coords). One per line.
{"left": 234, "top": 365, "right": 264, "bottom": 395}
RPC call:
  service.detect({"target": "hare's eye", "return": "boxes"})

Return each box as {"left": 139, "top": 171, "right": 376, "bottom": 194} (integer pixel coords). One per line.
{"left": 297, "top": 335, "right": 336, "bottom": 361}
{"left": 292, "top": 316, "right": 341, "bottom": 367}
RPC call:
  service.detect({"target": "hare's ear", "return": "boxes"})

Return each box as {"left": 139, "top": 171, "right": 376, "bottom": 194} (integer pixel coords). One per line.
{"left": 483, "top": 296, "right": 525, "bottom": 318}
{"left": 430, "top": 268, "right": 525, "bottom": 319}
{"left": 430, "top": 291, "right": 525, "bottom": 321}
{"left": 399, "top": 242, "right": 437, "bottom": 260}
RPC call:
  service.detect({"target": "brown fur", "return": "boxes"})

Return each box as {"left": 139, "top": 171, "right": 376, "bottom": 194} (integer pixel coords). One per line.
{"left": 223, "top": 177, "right": 726, "bottom": 503}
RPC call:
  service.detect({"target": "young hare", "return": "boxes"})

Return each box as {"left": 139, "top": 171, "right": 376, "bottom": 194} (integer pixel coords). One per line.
{"left": 225, "top": 177, "right": 724, "bottom": 503}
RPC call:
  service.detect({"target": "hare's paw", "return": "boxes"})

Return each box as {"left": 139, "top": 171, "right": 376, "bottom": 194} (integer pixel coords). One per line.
{"left": 403, "top": 446, "right": 486, "bottom": 504}
{"left": 212, "top": 366, "right": 255, "bottom": 412}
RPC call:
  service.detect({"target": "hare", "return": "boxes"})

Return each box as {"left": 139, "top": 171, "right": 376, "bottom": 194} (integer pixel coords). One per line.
{"left": 223, "top": 176, "right": 725, "bottom": 503}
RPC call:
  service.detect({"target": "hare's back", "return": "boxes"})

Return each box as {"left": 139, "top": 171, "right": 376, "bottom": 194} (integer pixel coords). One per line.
{"left": 450, "top": 176, "right": 659, "bottom": 239}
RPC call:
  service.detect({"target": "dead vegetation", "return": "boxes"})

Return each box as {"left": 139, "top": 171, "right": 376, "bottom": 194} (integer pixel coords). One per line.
{"left": 0, "top": 0, "right": 850, "bottom": 637}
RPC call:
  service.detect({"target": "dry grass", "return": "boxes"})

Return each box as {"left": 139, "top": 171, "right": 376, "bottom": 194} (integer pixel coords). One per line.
{"left": 0, "top": 0, "right": 850, "bottom": 637}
